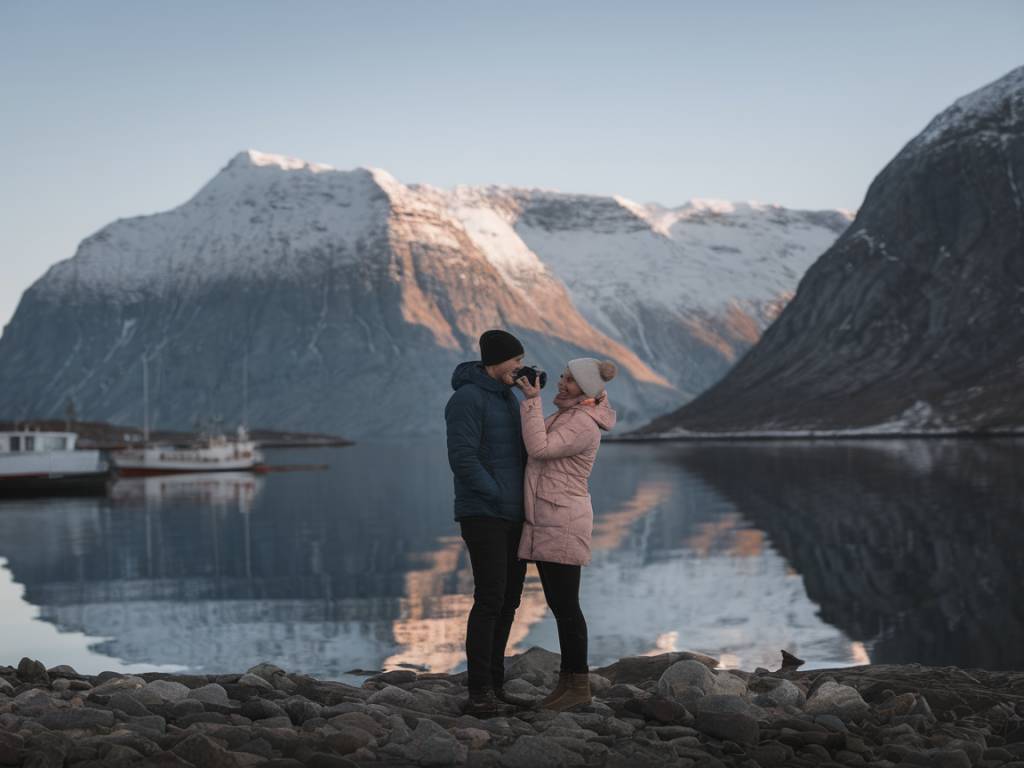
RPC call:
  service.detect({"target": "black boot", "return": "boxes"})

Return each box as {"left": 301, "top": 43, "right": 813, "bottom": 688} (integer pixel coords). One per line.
{"left": 463, "top": 688, "right": 515, "bottom": 718}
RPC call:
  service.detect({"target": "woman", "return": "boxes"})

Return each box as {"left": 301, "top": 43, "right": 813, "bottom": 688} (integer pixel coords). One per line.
{"left": 514, "top": 357, "right": 617, "bottom": 712}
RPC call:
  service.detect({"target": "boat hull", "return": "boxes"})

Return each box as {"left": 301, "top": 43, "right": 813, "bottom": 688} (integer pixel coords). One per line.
{"left": 0, "top": 471, "right": 110, "bottom": 497}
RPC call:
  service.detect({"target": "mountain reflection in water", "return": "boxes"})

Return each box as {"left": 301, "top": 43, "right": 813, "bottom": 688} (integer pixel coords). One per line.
{"left": 0, "top": 438, "right": 1019, "bottom": 675}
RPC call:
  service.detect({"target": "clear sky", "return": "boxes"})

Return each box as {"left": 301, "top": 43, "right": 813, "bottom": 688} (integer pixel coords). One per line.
{"left": 1, "top": 1, "right": 1021, "bottom": 333}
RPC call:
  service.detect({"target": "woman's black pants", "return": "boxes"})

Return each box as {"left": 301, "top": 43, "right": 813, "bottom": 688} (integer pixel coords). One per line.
{"left": 459, "top": 516, "right": 527, "bottom": 693}
{"left": 536, "top": 560, "right": 588, "bottom": 673}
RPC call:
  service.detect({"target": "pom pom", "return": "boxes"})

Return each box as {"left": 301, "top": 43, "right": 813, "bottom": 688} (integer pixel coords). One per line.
{"left": 598, "top": 360, "right": 618, "bottom": 382}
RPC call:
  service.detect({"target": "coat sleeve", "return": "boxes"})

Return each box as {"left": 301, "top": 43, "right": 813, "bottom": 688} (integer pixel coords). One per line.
{"left": 445, "top": 387, "right": 501, "bottom": 499}
{"left": 520, "top": 397, "right": 596, "bottom": 459}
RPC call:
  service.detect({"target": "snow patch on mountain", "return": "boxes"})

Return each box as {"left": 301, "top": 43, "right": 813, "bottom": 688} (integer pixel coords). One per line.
{"left": 913, "top": 65, "right": 1024, "bottom": 148}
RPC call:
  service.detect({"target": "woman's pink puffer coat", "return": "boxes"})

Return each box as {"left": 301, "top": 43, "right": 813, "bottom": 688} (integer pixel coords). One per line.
{"left": 517, "top": 395, "right": 617, "bottom": 566}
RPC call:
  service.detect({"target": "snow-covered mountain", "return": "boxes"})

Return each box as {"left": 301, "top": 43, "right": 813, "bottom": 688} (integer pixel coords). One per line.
{"left": 637, "top": 65, "right": 1024, "bottom": 436}
{"left": 0, "top": 150, "right": 849, "bottom": 437}
{"left": 453, "top": 188, "right": 850, "bottom": 396}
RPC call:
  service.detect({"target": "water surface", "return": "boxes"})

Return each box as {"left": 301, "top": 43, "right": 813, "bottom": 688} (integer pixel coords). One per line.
{"left": 0, "top": 437, "right": 1020, "bottom": 676}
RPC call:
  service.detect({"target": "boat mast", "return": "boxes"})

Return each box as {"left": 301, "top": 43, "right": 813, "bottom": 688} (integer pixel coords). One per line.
{"left": 242, "top": 349, "right": 249, "bottom": 428}
{"left": 142, "top": 353, "right": 150, "bottom": 444}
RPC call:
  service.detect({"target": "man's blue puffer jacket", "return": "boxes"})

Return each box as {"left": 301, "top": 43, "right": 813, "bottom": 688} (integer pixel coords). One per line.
{"left": 445, "top": 361, "right": 526, "bottom": 522}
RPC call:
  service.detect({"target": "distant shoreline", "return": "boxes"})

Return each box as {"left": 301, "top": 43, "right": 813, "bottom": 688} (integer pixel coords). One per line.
{"left": 0, "top": 418, "right": 354, "bottom": 450}
{"left": 608, "top": 428, "right": 1024, "bottom": 443}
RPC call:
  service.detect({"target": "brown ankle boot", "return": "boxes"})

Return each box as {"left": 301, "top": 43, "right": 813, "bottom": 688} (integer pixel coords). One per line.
{"left": 539, "top": 671, "right": 571, "bottom": 707}
{"left": 543, "top": 671, "right": 592, "bottom": 712}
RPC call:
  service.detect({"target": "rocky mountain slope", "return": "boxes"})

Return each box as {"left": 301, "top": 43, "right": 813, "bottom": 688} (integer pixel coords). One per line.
{"left": 0, "top": 151, "right": 848, "bottom": 437}
{"left": 637, "top": 66, "right": 1024, "bottom": 436}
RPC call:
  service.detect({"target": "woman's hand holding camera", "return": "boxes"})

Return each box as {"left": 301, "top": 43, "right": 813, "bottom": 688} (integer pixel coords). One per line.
{"left": 516, "top": 375, "right": 542, "bottom": 399}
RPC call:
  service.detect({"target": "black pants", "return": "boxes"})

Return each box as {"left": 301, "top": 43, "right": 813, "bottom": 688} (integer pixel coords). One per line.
{"left": 459, "top": 516, "right": 527, "bottom": 692}
{"left": 536, "top": 560, "right": 588, "bottom": 673}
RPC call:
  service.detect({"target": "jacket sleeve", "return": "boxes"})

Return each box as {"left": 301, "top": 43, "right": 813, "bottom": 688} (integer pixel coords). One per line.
{"left": 445, "top": 388, "right": 501, "bottom": 499}
{"left": 520, "top": 397, "right": 595, "bottom": 459}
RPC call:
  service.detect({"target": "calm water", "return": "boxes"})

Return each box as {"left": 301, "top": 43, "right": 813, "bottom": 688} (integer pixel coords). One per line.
{"left": 1, "top": 438, "right": 1021, "bottom": 677}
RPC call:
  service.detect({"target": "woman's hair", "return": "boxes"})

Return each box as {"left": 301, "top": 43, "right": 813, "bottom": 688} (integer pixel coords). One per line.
{"left": 597, "top": 360, "right": 618, "bottom": 382}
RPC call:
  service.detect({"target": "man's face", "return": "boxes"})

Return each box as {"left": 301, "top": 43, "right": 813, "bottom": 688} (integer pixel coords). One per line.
{"left": 494, "top": 355, "right": 524, "bottom": 386}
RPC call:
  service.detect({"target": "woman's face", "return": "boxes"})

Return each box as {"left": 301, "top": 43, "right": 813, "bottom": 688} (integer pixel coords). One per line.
{"left": 558, "top": 367, "right": 583, "bottom": 398}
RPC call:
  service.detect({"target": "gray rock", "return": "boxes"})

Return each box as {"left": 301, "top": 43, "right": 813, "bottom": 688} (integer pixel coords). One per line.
{"left": 403, "top": 718, "right": 467, "bottom": 766}
{"left": 711, "top": 670, "right": 749, "bottom": 698}
{"left": 409, "top": 687, "right": 462, "bottom": 715}
{"left": 46, "top": 665, "right": 80, "bottom": 678}
{"left": 366, "top": 685, "right": 415, "bottom": 708}
{"left": 255, "top": 715, "right": 293, "bottom": 729}
{"left": 328, "top": 711, "right": 385, "bottom": 736}
{"left": 12, "top": 687, "right": 55, "bottom": 713}
{"left": 140, "top": 679, "right": 191, "bottom": 704}
{"left": 282, "top": 695, "right": 323, "bottom": 724}
{"left": 385, "top": 713, "right": 413, "bottom": 745}
{"left": 0, "top": 678, "right": 13, "bottom": 696}
{"left": 656, "top": 660, "right": 716, "bottom": 703}
{"left": 38, "top": 708, "right": 116, "bottom": 730}
{"left": 109, "top": 691, "right": 153, "bottom": 716}
{"left": 91, "top": 675, "right": 147, "bottom": 696}
{"left": 17, "top": 657, "right": 50, "bottom": 685}
{"left": 237, "top": 673, "right": 274, "bottom": 691}
{"left": 499, "top": 734, "right": 584, "bottom": 768}
{"left": 750, "top": 677, "right": 805, "bottom": 708}
{"left": 171, "top": 732, "right": 239, "bottom": 767}
{"left": 804, "top": 681, "right": 870, "bottom": 722}
{"left": 0, "top": 731, "right": 24, "bottom": 765}
{"left": 604, "top": 683, "right": 646, "bottom": 699}
{"left": 914, "top": 748, "right": 973, "bottom": 768}
{"left": 813, "top": 713, "right": 849, "bottom": 732}
{"left": 326, "top": 725, "right": 374, "bottom": 755}
{"left": 453, "top": 726, "right": 491, "bottom": 749}
{"left": 120, "top": 714, "right": 167, "bottom": 734}
{"left": 944, "top": 739, "right": 984, "bottom": 766}
{"left": 693, "top": 694, "right": 760, "bottom": 745}
{"left": 503, "top": 678, "right": 542, "bottom": 696}
{"left": 246, "top": 663, "right": 297, "bottom": 693}
{"left": 165, "top": 698, "right": 206, "bottom": 719}
{"left": 241, "top": 698, "right": 288, "bottom": 721}
{"left": 188, "top": 683, "right": 230, "bottom": 706}
{"left": 505, "top": 647, "right": 562, "bottom": 680}
{"left": 588, "top": 674, "right": 611, "bottom": 695}
{"left": 375, "top": 669, "right": 417, "bottom": 685}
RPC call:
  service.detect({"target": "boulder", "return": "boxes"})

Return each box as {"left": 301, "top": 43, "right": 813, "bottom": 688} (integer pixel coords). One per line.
{"left": 505, "top": 647, "right": 562, "bottom": 681}
{"left": 692, "top": 694, "right": 761, "bottom": 745}
{"left": 749, "top": 676, "right": 805, "bottom": 708}
{"left": 498, "top": 734, "right": 584, "bottom": 768}
{"left": 92, "top": 675, "right": 147, "bottom": 696}
{"left": 187, "top": 683, "right": 231, "bottom": 707}
{"left": 140, "top": 680, "right": 191, "bottom": 704}
{"left": 804, "top": 681, "right": 870, "bottom": 722}
{"left": 16, "top": 657, "right": 50, "bottom": 685}
{"left": 402, "top": 718, "right": 467, "bottom": 766}
{"left": 656, "top": 659, "right": 716, "bottom": 703}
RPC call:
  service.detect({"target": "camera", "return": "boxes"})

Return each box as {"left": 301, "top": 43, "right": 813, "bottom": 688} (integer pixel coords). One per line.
{"left": 514, "top": 365, "right": 547, "bottom": 389}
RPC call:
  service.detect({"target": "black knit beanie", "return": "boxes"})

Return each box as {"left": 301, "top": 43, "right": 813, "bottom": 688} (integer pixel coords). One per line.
{"left": 479, "top": 329, "right": 524, "bottom": 366}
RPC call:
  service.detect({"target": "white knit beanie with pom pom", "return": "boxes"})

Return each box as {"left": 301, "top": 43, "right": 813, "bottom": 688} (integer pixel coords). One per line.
{"left": 567, "top": 358, "right": 617, "bottom": 398}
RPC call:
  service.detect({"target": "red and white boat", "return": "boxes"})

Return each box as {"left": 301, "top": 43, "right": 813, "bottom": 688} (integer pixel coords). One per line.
{"left": 0, "top": 429, "right": 110, "bottom": 495}
{"left": 111, "top": 425, "right": 263, "bottom": 476}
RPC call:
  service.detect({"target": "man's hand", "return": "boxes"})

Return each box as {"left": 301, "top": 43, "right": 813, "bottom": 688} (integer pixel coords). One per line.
{"left": 516, "top": 375, "right": 541, "bottom": 399}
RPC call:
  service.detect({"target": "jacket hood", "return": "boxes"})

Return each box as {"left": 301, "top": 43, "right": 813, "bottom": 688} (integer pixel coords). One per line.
{"left": 581, "top": 396, "right": 617, "bottom": 431}
{"left": 451, "top": 360, "right": 509, "bottom": 393}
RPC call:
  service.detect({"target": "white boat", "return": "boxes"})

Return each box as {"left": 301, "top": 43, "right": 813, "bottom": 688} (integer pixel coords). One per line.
{"left": 111, "top": 425, "right": 263, "bottom": 476}
{"left": 0, "top": 429, "right": 109, "bottom": 495}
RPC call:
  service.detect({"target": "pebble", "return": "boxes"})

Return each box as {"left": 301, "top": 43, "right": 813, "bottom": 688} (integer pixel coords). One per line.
{"left": 2, "top": 650, "right": 1019, "bottom": 768}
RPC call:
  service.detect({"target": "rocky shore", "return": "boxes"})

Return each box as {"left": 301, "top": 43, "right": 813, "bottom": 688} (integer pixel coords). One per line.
{"left": 2, "top": 649, "right": 1023, "bottom": 767}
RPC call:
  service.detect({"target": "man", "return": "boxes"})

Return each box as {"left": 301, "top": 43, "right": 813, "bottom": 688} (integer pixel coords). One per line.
{"left": 445, "top": 329, "right": 531, "bottom": 717}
